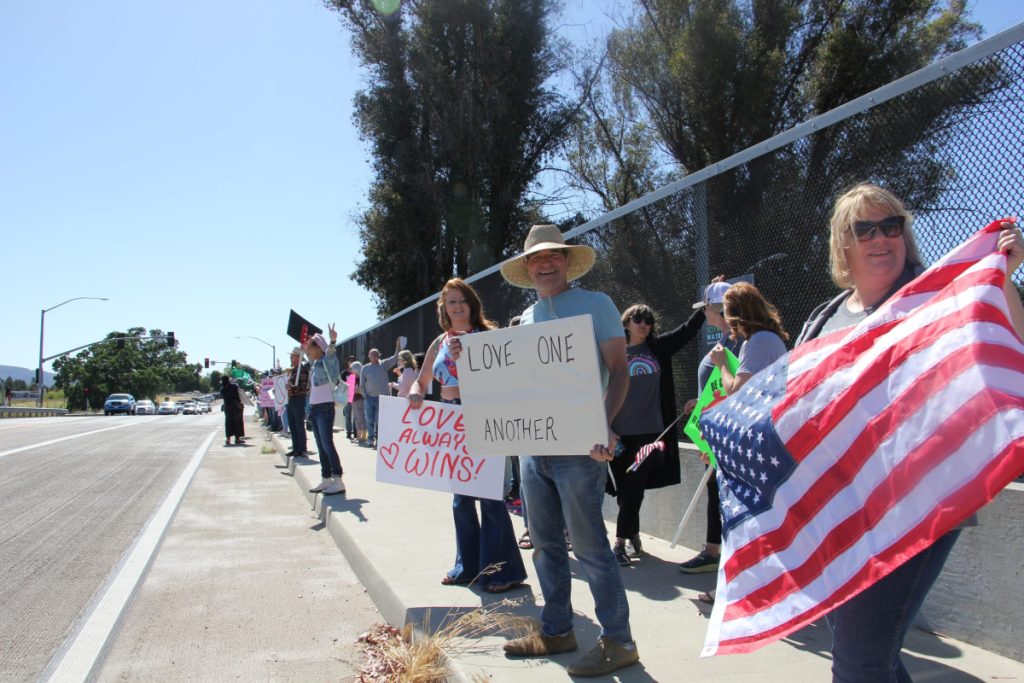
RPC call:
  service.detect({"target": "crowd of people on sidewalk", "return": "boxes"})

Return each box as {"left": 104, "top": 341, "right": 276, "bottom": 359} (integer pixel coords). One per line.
{"left": 224, "top": 183, "right": 1024, "bottom": 681}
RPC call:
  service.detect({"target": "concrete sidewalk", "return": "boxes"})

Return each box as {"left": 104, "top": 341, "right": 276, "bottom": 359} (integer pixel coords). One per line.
{"left": 97, "top": 427, "right": 381, "bottom": 682}
{"left": 271, "top": 426, "right": 1024, "bottom": 682}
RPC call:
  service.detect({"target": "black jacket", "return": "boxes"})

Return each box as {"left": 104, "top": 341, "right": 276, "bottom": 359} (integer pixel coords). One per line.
{"left": 611, "top": 307, "right": 707, "bottom": 492}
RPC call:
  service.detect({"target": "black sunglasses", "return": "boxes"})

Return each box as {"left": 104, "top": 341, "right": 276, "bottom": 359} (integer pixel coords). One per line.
{"left": 852, "top": 215, "right": 905, "bottom": 242}
{"left": 630, "top": 313, "right": 654, "bottom": 325}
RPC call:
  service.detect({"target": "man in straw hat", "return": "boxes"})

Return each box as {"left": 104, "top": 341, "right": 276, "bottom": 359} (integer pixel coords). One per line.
{"left": 499, "top": 224, "right": 639, "bottom": 676}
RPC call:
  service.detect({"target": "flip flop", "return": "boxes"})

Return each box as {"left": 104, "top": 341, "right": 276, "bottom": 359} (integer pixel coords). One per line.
{"left": 698, "top": 591, "right": 715, "bottom": 605}
{"left": 441, "top": 575, "right": 472, "bottom": 586}
{"left": 518, "top": 532, "right": 533, "bottom": 550}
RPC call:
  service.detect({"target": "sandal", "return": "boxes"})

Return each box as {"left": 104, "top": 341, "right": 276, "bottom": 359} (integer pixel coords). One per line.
{"left": 698, "top": 591, "right": 716, "bottom": 605}
{"left": 441, "top": 575, "right": 471, "bottom": 586}
{"left": 518, "top": 532, "right": 533, "bottom": 550}
{"left": 482, "top": 581, "right": 523, "bottom": 594}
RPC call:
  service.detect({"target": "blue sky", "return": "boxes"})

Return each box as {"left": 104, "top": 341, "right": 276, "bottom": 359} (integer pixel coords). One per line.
{"left": 2, "top": 1, "right": 1021, "bottom": 375}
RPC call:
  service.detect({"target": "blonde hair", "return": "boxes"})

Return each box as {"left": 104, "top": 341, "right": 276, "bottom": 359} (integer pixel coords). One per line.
{"left": 828, "top": 183, "right": 923, "bottom": 289}
{"left": 398, "top": 349, "right": 417, "bottom": 369}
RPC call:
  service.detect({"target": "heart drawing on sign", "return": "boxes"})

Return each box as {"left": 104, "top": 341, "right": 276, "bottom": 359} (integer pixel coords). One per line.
{"left": 379, "top": 443, "right": 400, "bottom": 470}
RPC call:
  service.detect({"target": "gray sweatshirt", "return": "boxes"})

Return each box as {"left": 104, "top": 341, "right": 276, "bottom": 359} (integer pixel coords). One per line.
{"left": 360, "top": 354, "right": 398, "bottom": 398}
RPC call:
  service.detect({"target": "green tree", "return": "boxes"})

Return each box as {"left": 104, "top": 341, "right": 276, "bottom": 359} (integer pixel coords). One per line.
{"left": 326, "top": 0, "right": 579, "bottom": 315}
{"left": 52, "top": 328, "right": 197, "bottom": 409}
{"left": 572, "top": 0, "right": 999, "bottom": 324}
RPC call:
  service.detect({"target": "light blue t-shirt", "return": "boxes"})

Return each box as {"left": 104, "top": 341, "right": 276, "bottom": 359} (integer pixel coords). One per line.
{"left": 737, "top": 330, "right": 787, "bottom": 376}
{"left": 521, "top": 287, "right": 624, "bottom": 391}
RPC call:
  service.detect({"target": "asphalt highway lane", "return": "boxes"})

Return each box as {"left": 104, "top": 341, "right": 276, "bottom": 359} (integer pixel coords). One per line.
{"left": 0, "top": 413, "right": 221, "bottom": 683}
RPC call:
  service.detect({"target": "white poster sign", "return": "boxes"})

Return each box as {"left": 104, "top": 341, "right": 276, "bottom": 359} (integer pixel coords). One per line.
{"left": 456, "top": 315, "right": 607, "bottom": 456}
{"left": 272, "top": 374, "right": 288, "bottom": 416}
{"left": 375, "top": 395, "right": 506, "bottom": 500}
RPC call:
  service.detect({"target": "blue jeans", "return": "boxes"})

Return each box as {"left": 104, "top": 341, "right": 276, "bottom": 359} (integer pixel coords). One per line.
{"left": 364, "top": 395, "right": 380, "bottom": 443}
{"left": 827, "top": 530, "right": 961, "bottom": 683}
{"left": 343, "top": 403, "right": 353, "bottom": 438}
{"left": 309, "top": 402, "right": 342, "bottom": 479}
{"left": 521, "top": 455, "right": 632, "bottom": 643}
{"left": 286, "top": 396, "right": 307, "bottom": 454}
{"left": 447, "top": 495, "right": 527, "bottom": 588}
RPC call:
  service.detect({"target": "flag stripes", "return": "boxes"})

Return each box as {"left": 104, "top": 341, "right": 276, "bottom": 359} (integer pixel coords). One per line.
{"left": 700, "top": 221, "right": 1024, "bottom": 656}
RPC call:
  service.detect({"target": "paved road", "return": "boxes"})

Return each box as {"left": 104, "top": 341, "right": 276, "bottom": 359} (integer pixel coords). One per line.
{"left": 1, "top": 413, "right": 220, "bottom": 682}
{"left": 0, "top": 411, "right": 380, "bottom": 683}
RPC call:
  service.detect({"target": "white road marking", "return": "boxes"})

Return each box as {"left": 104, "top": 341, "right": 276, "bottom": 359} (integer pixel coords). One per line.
{"left": 0, "top": 420, "right": 150, "bottom": 458}
{"left": 40, "top": 430, "right": 218, "bottom": 683}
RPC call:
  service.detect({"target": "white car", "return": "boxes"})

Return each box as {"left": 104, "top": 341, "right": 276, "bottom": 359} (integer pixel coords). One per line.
{"left": 181, "top": 401, "right": 198, "bottom": 415}
{"left": 157, "top": 401, "right": 178, "bottom": 415}
{"left": 135, "top": 400, "right": 156, "bottom": 415}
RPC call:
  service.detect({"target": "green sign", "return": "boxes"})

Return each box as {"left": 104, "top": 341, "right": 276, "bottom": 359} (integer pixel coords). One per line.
{"left": 683, "top": 347, "right": 740, "bottom": 467}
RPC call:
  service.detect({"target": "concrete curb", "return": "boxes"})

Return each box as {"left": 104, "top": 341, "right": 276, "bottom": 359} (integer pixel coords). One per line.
{"left": 262, "top": 426, "right": 1024, "bottom": 682}
{"left": 267, "top": 432, "right": 483, "bottom": 683}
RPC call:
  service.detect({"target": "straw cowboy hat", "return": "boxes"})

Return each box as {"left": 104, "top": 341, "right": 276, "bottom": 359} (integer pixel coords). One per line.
{"left": 500, "top": 224, "right": 597, "bottom": 289}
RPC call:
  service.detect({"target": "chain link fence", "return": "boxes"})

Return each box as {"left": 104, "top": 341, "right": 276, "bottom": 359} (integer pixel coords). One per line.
{"left": 340, "top": 26, "right": 1024, "bottom": 419}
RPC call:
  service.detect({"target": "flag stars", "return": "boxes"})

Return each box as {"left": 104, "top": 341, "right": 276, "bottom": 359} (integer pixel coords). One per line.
{"left": 770, "top": 455, "right": 780, "bottom": 467}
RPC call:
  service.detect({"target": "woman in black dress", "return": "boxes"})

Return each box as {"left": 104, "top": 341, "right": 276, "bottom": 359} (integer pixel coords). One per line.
{"left": 220, "top": 376, "right": 245, "bottom": 445}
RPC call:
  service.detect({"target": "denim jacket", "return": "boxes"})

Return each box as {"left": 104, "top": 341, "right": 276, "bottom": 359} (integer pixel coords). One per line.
{"left": 310, "top": 348, "right": 340, "bottom": 388}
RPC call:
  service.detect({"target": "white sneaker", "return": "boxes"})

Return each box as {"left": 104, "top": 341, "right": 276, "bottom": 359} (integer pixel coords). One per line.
{"left": 323, "top": 475, "right": 346, "bottom": 495}
{"left": 309, "top": 477, "right": 332, "bottom": 493}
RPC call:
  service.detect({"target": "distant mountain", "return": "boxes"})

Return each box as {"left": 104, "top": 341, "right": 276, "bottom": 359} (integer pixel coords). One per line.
{"left": 0, "top": 365, "right": 56, "bottom": 387}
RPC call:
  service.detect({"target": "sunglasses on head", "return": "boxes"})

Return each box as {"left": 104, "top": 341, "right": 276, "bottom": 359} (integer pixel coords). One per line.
{"left": 852, "top": 215, "right": 905, "bottom": 242}
{"left": 631, "top": 313, "right": 654, "bottom": 325}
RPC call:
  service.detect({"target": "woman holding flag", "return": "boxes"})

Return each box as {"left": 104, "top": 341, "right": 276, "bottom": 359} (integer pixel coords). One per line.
{"left": 795, "top": 183, "right": 1024, "bottom": 683}
{"left": 606, "top": 302, "right": 708, "bottom": 566}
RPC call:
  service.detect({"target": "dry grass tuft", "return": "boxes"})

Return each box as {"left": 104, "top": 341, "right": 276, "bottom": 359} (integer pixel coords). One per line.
{"left": 356, "top": 564, "right": 535, "bottom": 682}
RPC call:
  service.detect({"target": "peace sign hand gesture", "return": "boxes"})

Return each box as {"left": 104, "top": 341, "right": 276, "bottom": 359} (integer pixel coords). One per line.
{"left": 328, "top": 323, "right": 337, "bottom": 344}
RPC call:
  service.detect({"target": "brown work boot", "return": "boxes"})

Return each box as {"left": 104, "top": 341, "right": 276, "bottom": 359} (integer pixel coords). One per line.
{"left": 567, "top": 637, "right": 640, "bottom": 677}
{"left": 504, "top": 629, "right": 578, "bottom": 657}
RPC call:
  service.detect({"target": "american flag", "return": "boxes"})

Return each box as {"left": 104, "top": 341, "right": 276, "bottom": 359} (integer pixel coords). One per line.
{"left": 699, "top": 221, "right": 1024, "bottom": 656}
{"left": 626, "top": 439, "right": 665, "bottom": 473}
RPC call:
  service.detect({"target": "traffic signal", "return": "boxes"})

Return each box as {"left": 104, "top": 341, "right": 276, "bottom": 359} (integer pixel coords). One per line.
{"left": 117, "top": 338, "right": 125, "bottom": 350}
{"left": 204, "top": 357, "right": 210, "bottom": 368}
{"left": 167, "top": 331, "right": 176, "bottom": 347}
{"left": 232, "top": 359, "right": 237, "bottom": 368}
{"left": 34, "top": 369, "right": 40, "bottom": 383}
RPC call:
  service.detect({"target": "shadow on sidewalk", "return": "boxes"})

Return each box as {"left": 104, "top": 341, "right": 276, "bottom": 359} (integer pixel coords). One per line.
{"left": 316, "top": 496, "right": 370, "bottom": 523}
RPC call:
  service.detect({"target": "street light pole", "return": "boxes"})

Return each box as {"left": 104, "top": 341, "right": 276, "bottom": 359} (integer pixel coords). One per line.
{"left": 235, "top": 336, "right": 276, "bottom": 372}
{"left": 38, "top": 297, "right": 109, "bottom": 407}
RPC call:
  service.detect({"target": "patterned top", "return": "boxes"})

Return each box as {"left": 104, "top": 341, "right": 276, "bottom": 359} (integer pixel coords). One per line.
{"left": 432, "top": 330, "right": 474, "bottom": 387}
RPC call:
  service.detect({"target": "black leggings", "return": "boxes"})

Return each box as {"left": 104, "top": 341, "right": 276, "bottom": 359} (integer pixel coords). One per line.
{"left": 608, "top": 433, "right": 661, "bottom": 539}
{"left": 706, "top": 467, "right": 722, "bottom": 545}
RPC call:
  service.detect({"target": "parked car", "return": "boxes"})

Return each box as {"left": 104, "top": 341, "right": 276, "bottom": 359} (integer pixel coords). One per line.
{"left": 135, "top": 400, "right": 156, "bottom": 415}
{"left": 157, "top": 401, "right": 178, "bottom": 415}
{"left": 104, "top": 393, "right": 136, "bottom": 416}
